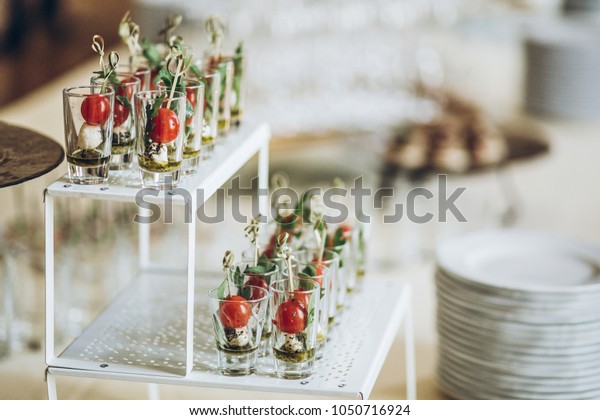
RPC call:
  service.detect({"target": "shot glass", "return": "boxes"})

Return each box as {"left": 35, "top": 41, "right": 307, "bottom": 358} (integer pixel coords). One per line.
{"left": 353, "top": 221, "right": 371, "bottom": 282}
{"left": 329, "top": 241, "right": 356, "bottom": 298}
{"left": 199, "top": 71, "right": 220, "bottom": 160}
{"left": 117, "top": 63, "right": 151, "bottom": 91}
{"left": 134, "top": 90, "right": 186, "bottom": 189}
{"left": 230, "top": 261, "right": 279, "bottom": 357}
{"left": 63, "top": 85, "right": 115, "bottom": 184}
{"left": 270, "top": 277, "right": 320, "bottom": 379}
{"left": 182, "top": 78, "right": 205, "bottom": 175}
{"left": 218, "top": 58, "right": 234, "bottom": 137}
{"left": 296, "top": 249, "right": 341, "bottom": 328}
{"left": 203, "top": 54, "right": 233, "bottom": 138}
{"left": 231, "top": 51, "right": 246, "bottom": 127}
{"left": 282, "top": 261, "right": 331, "bottom": 359}
{"left": 208, "top": 285, "right": 269, "bottom": 376}
{"left": 92, "top": 73, "right": 141, "bottom": 171}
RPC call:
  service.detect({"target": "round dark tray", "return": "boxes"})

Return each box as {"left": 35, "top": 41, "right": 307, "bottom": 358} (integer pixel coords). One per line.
{"left": 0, "top": 121, "right": 64, "bottom": 188}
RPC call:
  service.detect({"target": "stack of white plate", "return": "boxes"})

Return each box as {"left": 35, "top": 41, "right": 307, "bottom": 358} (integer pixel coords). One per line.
{"left": 435, "top": 230, "right": 600, "bottom": 399}
{"left": 524, "top": 19, "right": 600, "bottom": 119}
{"left": 564, "top": 0, "right": 600, "bottom": 13}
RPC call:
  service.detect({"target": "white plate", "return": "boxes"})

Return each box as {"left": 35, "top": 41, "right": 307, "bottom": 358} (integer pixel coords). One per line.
{"left": 435, "top": 274, "right": 600, "bottom": 320}
{"left": 436, "top": 300, "right": 600, "bottom": 345}
{"left": 437, "top": 332, "right": 600, "bottom": 373}
{"left": 438, "top": 340, "right": 600, "bottom": 379}
{"left": 437, "top": 355, "right": 600, "bottom": 399}
{"left": 438, "top": 318, "right": 600, "bottom": 361}
{"left": 436, "top": 230, "right": 600, "bottom": 293}
{"left": 435, "top": 267, "right": 600, "bottom": 303}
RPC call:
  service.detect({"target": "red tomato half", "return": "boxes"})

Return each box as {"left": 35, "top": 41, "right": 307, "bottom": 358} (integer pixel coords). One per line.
{"left": 219, "top": 296, "right": 252, "bottom": 329}
{"left": 149, "top": 108, "right": 180, "bottom": 143}
{"left": 292, "top": 288, "right": 311, "bottom": 309}
{"left": 273, "top": 299, "right": 307, "bottom": 334}
{"left": 113, "top": 98, "right": 130, "bottom": 127}
{"left": 117, "top": 77, "right": 138, "bottom": 99}
{"left": 81, "top": 94, "right": 110, "bottom": 125}
{"left": 244, "top": 277, "right": 269, "bottom": 301}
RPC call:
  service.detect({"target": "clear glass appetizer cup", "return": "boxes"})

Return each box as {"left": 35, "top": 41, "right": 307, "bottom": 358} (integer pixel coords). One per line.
{"left": 282, "top": 261, "right": 331, "bottom": 359}
{"left": 295, "top": 249, "right": 340, "bottom": 329}
{"left": 270, "top": 277, "right": 320, "bottom": 379}
{"left": 134, "top": 90, "right": 186, "bottom": 189}
{"left": 198, "top": 71, "right": 220, "bottom": 160}
{"left": 203, "top": 53, "right": 233, "bottom": 138}
{"left": 91, "top": 73, "right": 141, "bottom": 171}
{"left": 328, "top": 242, "right": 356, "bottom": 303}
{"left": 208, "top": 285, "right": 269, "bottom": 376}
{"left": 117, "top": 63, "right": 151, "bottom": 91}
{"left": 63, "top": 85, "right": 115, "bottom": 184}
{"left": 230, "top": 260, "right": 280, "bottom": 357}
{"left": 230, "top": 51, "right": 246, "bottom": 127}
{"left": 181, "top": 78, "right": 205, "bottom": 175}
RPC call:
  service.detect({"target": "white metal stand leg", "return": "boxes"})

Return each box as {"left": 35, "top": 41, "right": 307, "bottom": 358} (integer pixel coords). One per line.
{"left": 258, "top": 141, "right": 269, "bottom": 221}
{"left": 147, "top": 383, "right": 160, "bottom": 400}
{"left": 44, "top": 192, "right": 55, "bottom": 366}
{"left": 46, "top": 371, "right": 57, "bottom": 400}
{"left": 404, "top": 289, "right": 417, "bottom": 400}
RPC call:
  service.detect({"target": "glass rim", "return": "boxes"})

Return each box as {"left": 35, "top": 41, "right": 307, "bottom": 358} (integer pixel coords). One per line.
{"left": 232, "top": 260, "right": 280, "bottom": 276}
{"left": 134, "top": 89, "right": 186, "bottom": 100}
{"left": 63, "top": 85, "right": 115, "bottom": 96}
{"left": 116, "top": 63, "right": 151, "bottom": 71}
{"left": 183, "top": 78, "right": 205, "bottom": 90}
{"left": 270, "top": 278, "right": 321, "bottom": 293}
{"left": 295, "top": 249, "right": 340, "bottom": 264}
{"left": 207, "top": 285, "right": 270, "bottom": 303}
{"left": 90, "top": 73, "right": 142, "bottom": 86}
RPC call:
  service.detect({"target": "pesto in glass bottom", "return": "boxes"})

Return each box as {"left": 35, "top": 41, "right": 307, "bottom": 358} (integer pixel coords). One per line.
{"left": 273, "top": 347, "right": 315, "bottom": 363}
{"left": 183, "top": 147, "right": 201, "bottom": 159}
{"left": 138, "top": 155, "right": 182, "bottom": 172}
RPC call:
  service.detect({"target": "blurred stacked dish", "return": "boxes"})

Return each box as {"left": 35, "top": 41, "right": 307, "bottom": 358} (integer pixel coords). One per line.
{"left": 435, "top": 230, "right": 600, "bottom": 399}
{"left": 563, "top": 0, "right": 600, "bottom": 12}
{"left": 524, "top": 18, "right": 600, "bottom": 119}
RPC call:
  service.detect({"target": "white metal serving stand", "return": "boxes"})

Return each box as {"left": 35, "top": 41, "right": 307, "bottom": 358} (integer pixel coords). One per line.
{"left": 43, "top": 122, "right": 416, "bottom": 400}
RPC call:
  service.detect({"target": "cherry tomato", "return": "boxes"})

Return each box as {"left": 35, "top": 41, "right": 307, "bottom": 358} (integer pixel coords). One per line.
{"left": 219, "top": 296, "right": 252, "bottom": 329}
{"left": 186, "top": 86, "right": 198, "bottom": 109}
{"left": 244, "top": 277, "right": 269, "bottom": 300}
{"left": 262, "top": 234, "right": 278, "bottom": 259}
{"left": 117, "top": 77, "right": 138, "bottom": 99}
{"left": 327, "top": 224, "right": 353, "bottom": 248}
{"left": 81, "top": 94, "right": 110, "bottom": 125}
{"left": 340, "top": 225, "right": 353, "bottom": 241}
{"left": 273, "top": 299, "right": 307, "bottom": 334}
{"left": 309, "top": 259, "right": 326, "bottom": 279}
{"left": 149, "top": 108, "right": 180, "bottom": 143}
{"left": 113, "top": 98, "right": 130, "bottom": 127}
{"left": 185, "top": 86, "right": 198, "bottom": 126}
{"left": 292, "top": 288, "right": 311, "bottom": 310}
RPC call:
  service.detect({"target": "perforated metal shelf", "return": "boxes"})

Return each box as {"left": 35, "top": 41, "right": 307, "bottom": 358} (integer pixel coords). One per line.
{"left": 45, "top": 122, "right": 270, "bottom": 205}
{"left": 48, "top": 271, "right": 411, "bottom": 399}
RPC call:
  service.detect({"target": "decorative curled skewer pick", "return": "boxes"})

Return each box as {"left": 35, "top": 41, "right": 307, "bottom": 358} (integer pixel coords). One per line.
{"left": 244, "top": 218, "right": 261, "bottom": 266}
{"left": 270, "top": 171, "right": 289, "bottom": 190}
{"left": 222, "top": 250, "right": 235, "bottom": 297}
{"left": 205, "top": 15, "right": 226, "bottom": 56}
{"left": 276, "top": 233, "right": 294, "bottom": 291}
{"left": 92, "top": 35, "right": 119, "bottom": 92}
{"left": 312, "top": 211, "right": 327, "bottom": 264}
{"left": 160, "top": 13, "right": 182, "bottom": 44}
{"left": 119, "top": 11, "right": 141, "bottom": 62}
